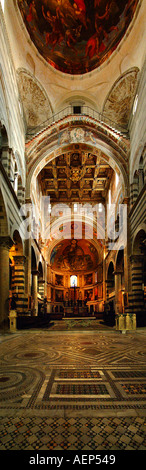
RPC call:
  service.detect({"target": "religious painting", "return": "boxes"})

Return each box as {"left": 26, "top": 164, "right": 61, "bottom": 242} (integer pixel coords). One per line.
{"left": 84, "top": 273, "right": 93, "bottom": 285}
{"left": 84, "top": 289, "right": 93, "bottom": 301}
{"left": 17, "top": 0, "right": 140, "bottom": 75}
{"left": 55, "top": 274, "right": 64, "bottom": 286}
{"left": 55, "top": 289, "right": 63, "bottom": 301}
{"left": 50, "top": 239, "right": 98, "bottom": 272}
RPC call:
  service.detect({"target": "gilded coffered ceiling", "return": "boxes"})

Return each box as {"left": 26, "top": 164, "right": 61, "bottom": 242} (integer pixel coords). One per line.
{"left": 38, "top": 150, "right": 113, "bottom": 203}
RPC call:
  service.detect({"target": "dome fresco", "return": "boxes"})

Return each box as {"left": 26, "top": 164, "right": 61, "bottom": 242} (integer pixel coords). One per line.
{"left": 17, "top": 0, "right": 140, "bottom": 75}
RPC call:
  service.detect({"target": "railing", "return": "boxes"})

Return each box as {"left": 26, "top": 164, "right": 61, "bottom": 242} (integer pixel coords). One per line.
{"left": 26, "top": 105, "right": 129, "bottom": 140}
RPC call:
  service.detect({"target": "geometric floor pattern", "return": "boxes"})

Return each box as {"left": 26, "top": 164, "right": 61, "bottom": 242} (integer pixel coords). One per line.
{"left": 0, "top": 415, "right": 146, "bottom": 451}
{"left": 0, "top": 323, "right": 146, "bottom": 451}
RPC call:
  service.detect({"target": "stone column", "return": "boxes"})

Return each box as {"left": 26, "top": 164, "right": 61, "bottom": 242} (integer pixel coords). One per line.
{"left": 47, "top": 264, "right": 52, "bottom": 313}
{"left": 0, "top": 236, "right": 13, "bottom": 326}
{"left": 114, "top": 270, "right": 122, "bottom": 315}
{"left": 31, "top": 270, "right": 38, "bottom": 316}
{"left": 0, "top": 146, "right": 14, "bottom": 180}
{"left": 103, "top": 245, "right": 106, "bottom": 302}
{"left": 131, "top": 254, "right": 144, "bottom": 313}
{"left": 13, "top": 255, "right": 28, "bottom": 313}
{"left": 17, "top": 179, "right": 25, "bottom": 206}
{"left": 130, "top": 174, "right": 139, "bottom": 206}
{"left": 38, "top": 278, "right": 45, "bottom": 298}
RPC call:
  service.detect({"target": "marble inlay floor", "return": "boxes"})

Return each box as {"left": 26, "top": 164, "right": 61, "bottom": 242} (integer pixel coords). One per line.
{"left": 0, "top": 326, "right": 146, "bottom": 451}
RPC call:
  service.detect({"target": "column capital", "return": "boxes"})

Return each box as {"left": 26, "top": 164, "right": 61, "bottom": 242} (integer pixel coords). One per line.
{"left": 130, "top": 254, "right": 143, "bottom": 263}
{"left": 0, "top": 236, "right": 13, "bottom": 250}
{"left": 31, "top": 269, "right": 39, "bottom": 276}
{"left": 123, "top": 197, "right": 130, "bottom": 205}
{"left": 114, "top": 270, "right": 123, "bottom": 275}
{"left": 13, "top": 255, "right": 26, "bottom": 265}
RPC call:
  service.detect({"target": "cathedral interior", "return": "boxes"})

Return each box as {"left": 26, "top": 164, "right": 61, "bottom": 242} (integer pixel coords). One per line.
{"left": 0, "top": 0, "right": 146, "bottom": 457}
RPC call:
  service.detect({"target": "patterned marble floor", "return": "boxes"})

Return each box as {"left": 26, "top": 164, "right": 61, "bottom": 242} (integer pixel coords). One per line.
{"left": 0, "top": 325, "right": 146, "bottom": 451}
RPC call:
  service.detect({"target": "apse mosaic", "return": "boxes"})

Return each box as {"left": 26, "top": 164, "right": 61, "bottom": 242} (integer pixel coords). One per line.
{"left": 50, "top": 239, "right": 98, "bottom": 271}
{"left": 17, "top": 0, "right": 140, "bottom": 75}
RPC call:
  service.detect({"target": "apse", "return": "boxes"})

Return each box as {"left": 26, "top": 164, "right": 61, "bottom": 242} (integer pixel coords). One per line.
{"left": 50, "top": 239, "right": 99, "bottom": 273}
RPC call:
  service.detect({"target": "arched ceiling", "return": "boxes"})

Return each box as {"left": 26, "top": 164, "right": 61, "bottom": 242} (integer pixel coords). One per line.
{"left": 17, "top": 0, "right": 140, "bottom": 75}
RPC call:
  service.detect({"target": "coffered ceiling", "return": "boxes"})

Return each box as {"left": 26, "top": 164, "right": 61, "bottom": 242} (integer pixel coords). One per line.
{"left": 38, "top": 149, "right": 113, "bottom": 203}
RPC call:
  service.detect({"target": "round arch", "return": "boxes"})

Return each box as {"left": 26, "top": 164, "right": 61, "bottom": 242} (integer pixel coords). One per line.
{"left": 38, "top": 260, "right": 43, "bottom": 279}
{"left": 47, "top": 217, "right": 104, "bottom": 267}
{"left": 0, "top": 187, "right": 9, "bottom": 237}
{"left": 132, "top": 226, "right": 146, "bottom": 254}
{"left": 31, "top": 245, "right": 37, "bottom": 271}
{"left": 11, "top": 229, "right": 23, "bottom": 256}
{"left": 25, "top": 121, "right": 129, "bottom": 199}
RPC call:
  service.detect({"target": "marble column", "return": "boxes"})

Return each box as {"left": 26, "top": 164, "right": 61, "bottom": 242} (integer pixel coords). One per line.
{"left": 0, "top": 236, "right": 13, "bottom": 325}
{"left": 114, "top": 270, "right": 122, "bottom": 315}
{"left": 103, "top": 245, "right": 106, "bottom": 302}
{"left": 131, "top": 254, "right": 144, "bottom": 313}
{"left": 31, "top": 270, "right": 38, "bottom": 316}
{"left": 38, "top": 279, "right": 45, "bottom": 298}
{"left": 47, "top": 264, "right": 52, "bottom": 313}
{"left": 12, "top": 255, "right": 28, "bottom": 313}
{"left": 0, "top": 146, "right": 14, "bottom": 180}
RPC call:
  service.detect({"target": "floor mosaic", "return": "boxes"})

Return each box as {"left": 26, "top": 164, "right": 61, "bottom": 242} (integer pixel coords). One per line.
{"left": 0, "top": 325, "right": 146, "bottom": 451}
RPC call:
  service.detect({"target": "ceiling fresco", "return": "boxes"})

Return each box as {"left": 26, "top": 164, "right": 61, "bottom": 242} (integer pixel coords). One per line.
{"left": 50, "top": 239, "right": 99, "bottom": 272}
{"left": 17, "top": 0, "right": 140, "bottom": 75}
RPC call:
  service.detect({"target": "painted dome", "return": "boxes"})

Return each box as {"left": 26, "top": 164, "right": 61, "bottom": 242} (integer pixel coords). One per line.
{"left": 17, "top": 0, "right": 140, "bottom": 75}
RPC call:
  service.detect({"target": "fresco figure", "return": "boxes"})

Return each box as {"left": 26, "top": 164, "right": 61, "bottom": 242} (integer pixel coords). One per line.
{"left": 18, "top": 0, "right": 140, "bottom": 74}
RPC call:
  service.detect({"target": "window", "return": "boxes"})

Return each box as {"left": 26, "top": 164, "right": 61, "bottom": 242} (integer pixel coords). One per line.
{"left": 14, "top": 172, "right": 18, "bottom": 194}
{"left": 73, "top": 106, "right": 81, "bottom": 114}
{"left": 70, "top": 275, "right": 77, "bottom": 287}
{"left": 48, "top": 204, "right": 51, "bottom": 214}
{"left": 74, "top": 203, "right": 78, "bottom": 213}
{"left": 0, "top": 0, "right": 5, "bottom": 12}
{"left": 98, "top": 203, "right": 103, "bottom": 212}
{"left": 133, "top": 94, "right": 138, "bottom": 115}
